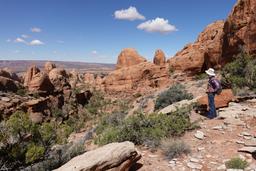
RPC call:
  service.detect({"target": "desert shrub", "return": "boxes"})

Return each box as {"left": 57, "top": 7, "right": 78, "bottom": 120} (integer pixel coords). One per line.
{"left": 95, "top": 106, "right": 193, "bottom": 147}
{"left": 16, "top": 88, "right": 27, "bottom": 96}
{"left": 0, "top": 111, "right": 77, "bottom": 169}
{"left": 56, "top": 124, "right": 73, "bottom": 144}
{"left": 51, "top": 107, "right": 64, "bottom": 118}
{"left": 39, "top": 122, "right": 56, "bottom": 146}
{"left": 221, "top": 51, "right": 256, "bottom": 91}
{"left": 86, "top": 90, "right": 110, "bottom": 115}
{"left": 155, "top": 84, "right": 193, "bottom": 110}
{"left": 161, "top": 139, "right": 190, "bottom": 160}
{"left": 225, "top": 157, "right": 248, "bottom": 169}
{"left": 194, "top": 73, "right": 208, "bottom": 80}
{"left": 25, "top": 143, "right": 45, "bottom": 164}
{"left": 6, "top": 111, "right": 35, "bottom": 139}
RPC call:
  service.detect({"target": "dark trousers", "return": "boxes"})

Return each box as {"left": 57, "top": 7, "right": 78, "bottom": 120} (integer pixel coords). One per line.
{"left": 207, "top": 93, "right": 217, "bottom": 119}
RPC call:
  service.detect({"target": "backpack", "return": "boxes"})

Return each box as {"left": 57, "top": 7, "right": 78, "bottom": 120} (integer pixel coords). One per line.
{"left": 210, "top": 78, "right": 222, "bottom": 95}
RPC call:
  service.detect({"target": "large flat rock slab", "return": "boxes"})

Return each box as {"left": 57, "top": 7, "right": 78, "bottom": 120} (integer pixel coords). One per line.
{"left": 54, "top": 141, "right": 140, "bottom": 171}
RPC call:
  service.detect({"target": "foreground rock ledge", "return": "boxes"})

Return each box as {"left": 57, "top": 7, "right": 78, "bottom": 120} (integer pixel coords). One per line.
{"left": 54, "top": 141, "right": 141, "bottom": 171}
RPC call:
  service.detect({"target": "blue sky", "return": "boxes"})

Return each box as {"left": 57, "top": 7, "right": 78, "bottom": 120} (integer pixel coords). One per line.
{"left": 0, "top": 0, "right": 236, "bottom": 63}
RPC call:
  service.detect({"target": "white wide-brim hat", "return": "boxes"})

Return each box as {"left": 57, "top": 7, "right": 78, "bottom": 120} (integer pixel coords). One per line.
{"left": 205, "top": 68, "right": 216, "bottom": 76}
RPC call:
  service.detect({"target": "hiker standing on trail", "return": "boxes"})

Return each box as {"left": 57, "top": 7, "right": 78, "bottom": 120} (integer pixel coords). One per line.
{"left": 205, "top": 68, "right": 221, "bottom": 119}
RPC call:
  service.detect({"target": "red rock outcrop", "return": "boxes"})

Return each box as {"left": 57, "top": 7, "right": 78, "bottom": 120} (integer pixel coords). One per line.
{"left": 48, "top": 68, "right": 70, "bottom": 91}
{"left": 28, "top": 72, "right": 54, "bottom": 93}
{"left": 153, "top": 49, "right": 166, "bottom": 65}
{"left": 197, "top": 89, "right": 235, "bottom": 109}
{"left": 168, "top": 20, "right": 224, "bottom": 74}
{"left": 116, "top": 48, "right": 147, "bottom": 69}
{"left": 0, "top": 69, "right": 20, "bottom": 82}
{"left": 0, "top": 76, "right": 18, "bottom": 92}
{"left": 44, "top": 61, "right": 56, "bottom": 73}
{"left": 104, "top": 62, "right": 170, "bottom": 93}
{"left": 84, "top": 73, "right": 95, "bottom": 85}
{"left": 222, "top": 0, "right": 256, "bottom": 60}
{"left": 168, "top": 0, "right": 256, "bottom": 74}
{"left": 24, "top": 65, "right": 40, "bottom": 87}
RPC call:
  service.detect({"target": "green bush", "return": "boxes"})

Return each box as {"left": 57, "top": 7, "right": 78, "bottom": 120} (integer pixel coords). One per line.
{"left": 221, "top": 51, "right": 256, "bottom": 91}
{"left": 194, "top": 73, "right": 208, "bottom": 80}
{"left": 225, "top": 157, "right": 248, "bottom": 169}
{"left": 86, "top": 90, "right": 110, "bottom": 115}
{"left": 25, "top": 143, "right": 45, "bottom": 164}
{"left": 56, "top": 124, "right": 73, "bottom": 144}
{"left": 161, "top": 139, "right": 190, "bottom": 159}
{"left": 155, "top": 84, "right": 193, "bottom": 110}
{"left": 0, "top": 111, "right": 77, "bottom": 169}
{"left": 6, "top": 111, "right": 35, "bottom": 139}
{"left": 16, "top": 88, "right": 27, "bottom": 96}
{"left": 39, "top": 122, "right": 56, "bottom": 145}
{"left": 95, "top": 106, "right": 193, "bottom": 147}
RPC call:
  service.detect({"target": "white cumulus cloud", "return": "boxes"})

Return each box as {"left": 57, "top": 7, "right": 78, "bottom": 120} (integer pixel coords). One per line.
{"left": 14, "top": 37, "right": 26, "bottom": 43}
{"left": 137, "top": 17, "right": 177, "bottom": 34}
{"left": 29, "top": 39, "right": 44, "bottom": 46}
{"left": 31, "top": 27, "right": 42, "bottom": 33}
{"left": 114, "top": 6, "right": 145, "bottom": 21}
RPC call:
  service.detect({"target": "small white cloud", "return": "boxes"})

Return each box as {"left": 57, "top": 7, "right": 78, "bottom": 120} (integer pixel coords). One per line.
{"left": 114, "top": 6, "right": 145, "bottom": 21}
{"left": 137, "top": 17, "right": 177, "bottom": 34}
{"left": 29, "top": 39, "right": 44, "bottom": 46}
{"left": 6, "top": 39, "right": 11, "bottom": 42}
{"left": 14, "top": 37, "right": 26, "bottom": 43}
{"left": 31, "top": 27, "right": 42, "bottom": 33}
{"left": 21, "top": 34, "right": 29, "bottom": 38}
{"left": 53, "top": 50, "right": 57, "bottom": 54}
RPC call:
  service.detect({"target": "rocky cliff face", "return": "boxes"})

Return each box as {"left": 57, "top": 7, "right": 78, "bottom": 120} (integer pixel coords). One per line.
{"left": 168, "top": 20, "right": 225, "bottom": 74}
{"left": 168, "top": 0, "right": 256, "bottom": 74}
{"left": 222, "top": 0, "right": 256, "bottom": 61}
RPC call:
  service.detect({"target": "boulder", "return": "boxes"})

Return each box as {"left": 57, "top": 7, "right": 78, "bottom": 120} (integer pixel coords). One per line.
{"left": 0, "top": 69, "right": 20, "bottom": 82}
{"left": 222, "top": 0, "right": 256, "bottom": 60}
{"left": 116, "top": 48, "right": 147, "bottom": 70}
{"left": 54, "top": 141, "right": 141, "bottom": 171}
{"left": 168, "top": 20, "right": 224, "bottom": 74}
{"left": 159, "top": 98, "right": 199, "bottom": 114}
{"left": 75, "top": 90, "right": 92, "bottom": 106}
{"left": 153, "top": 49, "right": 166, "bottom": 65}
{"left": 197, "top": 89, "right": 235, "bottom": 109}
{"left": 0, "top": 76, "right": 18, "bottom": 92}
{"left": 104, "top": 62, "right": 170, "bottom": 93}
{"left": 24, "top": 65, "right": 40, "bottom": 87}
{"left": 28, "top": 72, "right": 54, "bottom": 93}
{"left": 48, "top": 68, "right": 70, "bottom": 91}
{"left": 44, "top": 61, "right": 56, "bottom": 73}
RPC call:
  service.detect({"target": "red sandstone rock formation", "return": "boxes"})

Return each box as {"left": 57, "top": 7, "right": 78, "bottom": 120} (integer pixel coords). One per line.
{"left": 153, "top": 49, "right": 166, "bottom": 65}
{"left": 116, "top": 48, "right": 147, "bottom": 70}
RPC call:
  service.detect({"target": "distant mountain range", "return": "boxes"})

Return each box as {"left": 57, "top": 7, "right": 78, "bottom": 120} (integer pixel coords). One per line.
{"left": 0, "top": 60, "right": 115, "bottom": 74}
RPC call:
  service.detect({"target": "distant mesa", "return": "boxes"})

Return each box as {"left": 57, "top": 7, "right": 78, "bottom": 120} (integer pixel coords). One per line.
{"left": 116, "top": 48, "right": 147, "bottom": 70}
